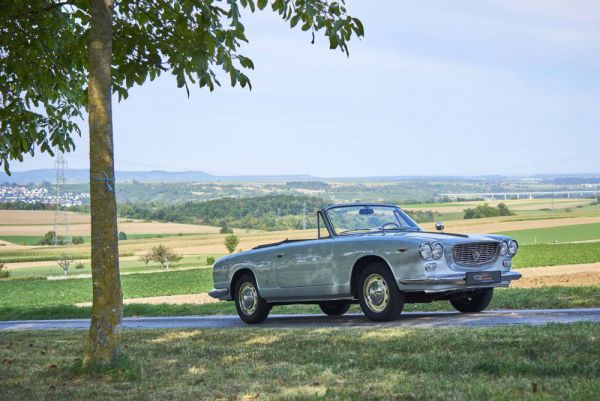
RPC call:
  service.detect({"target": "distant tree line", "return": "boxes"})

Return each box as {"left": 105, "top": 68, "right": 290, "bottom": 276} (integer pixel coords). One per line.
{"left": 118, "top": 195, "right": 325, "bottom": 231}
{"left": 464, "top": 203, "right": 515, "bottom": 219}
{"left": 404, "top": 210, "right": 440, "bottom": 223}
{"left": 0, "top": 201, "right": 54, "bottom": 210}
{"left": 285, "top": 181, "right": 330, "bottom": 190}
{"left": 0, "top": 201, "right": 90, "bottom": 213}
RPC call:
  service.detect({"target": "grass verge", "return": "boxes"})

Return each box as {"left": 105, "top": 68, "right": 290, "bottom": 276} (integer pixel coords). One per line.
{"left": 1, "top": 286, "right": 599, "bottom": 321}
{"left": 1, "top": 324, "right": 599, "bottom": 400}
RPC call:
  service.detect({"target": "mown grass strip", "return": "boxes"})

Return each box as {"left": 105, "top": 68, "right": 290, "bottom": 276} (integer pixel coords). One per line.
{"left": 1, "top": 285, "right": 598, "bottom": 321}
{"left": 1, "top": 324, "right": 599, "bottom": 400}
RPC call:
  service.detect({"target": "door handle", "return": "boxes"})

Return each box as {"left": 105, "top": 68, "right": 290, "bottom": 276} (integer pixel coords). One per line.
{"left": 276, "top": 253, "right": 285, "bottom": 258}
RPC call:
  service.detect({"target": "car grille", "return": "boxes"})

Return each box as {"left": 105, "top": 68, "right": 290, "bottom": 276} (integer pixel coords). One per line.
{"left": 452, "top": 242, "right": 499, "bottom": 267}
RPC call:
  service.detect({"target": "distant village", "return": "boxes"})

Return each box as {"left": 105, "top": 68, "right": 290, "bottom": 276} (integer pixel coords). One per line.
{"left": 0, "top": 184, "right": 89, "bottom": 206}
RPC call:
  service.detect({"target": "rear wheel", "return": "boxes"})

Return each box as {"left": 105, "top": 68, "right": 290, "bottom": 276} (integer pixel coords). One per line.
{"left": 358, "top": 262, "right": 404, "bottom": 321}
{"left": 450, "top": 288, "right": 494, "bottom": 313}
{"left": 319, "top": 301, "right": 351, "bottom": 316}
{"left": 234, "top": 273, "right": 270, "bottom": 324}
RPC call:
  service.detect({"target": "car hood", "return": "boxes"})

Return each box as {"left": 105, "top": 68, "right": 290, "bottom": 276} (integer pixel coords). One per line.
{"left": 364, "top": 230, "right": 508, "bottom": 244}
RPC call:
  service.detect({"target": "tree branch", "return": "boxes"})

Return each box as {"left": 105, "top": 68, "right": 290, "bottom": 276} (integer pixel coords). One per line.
{"left": 5, "top": 1, "right": 73, "bottom": 20}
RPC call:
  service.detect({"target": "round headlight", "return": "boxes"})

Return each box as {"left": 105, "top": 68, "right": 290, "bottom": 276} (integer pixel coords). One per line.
{"left": 419, "top": 242, "right": 433, "bottom": 259}
{"left": 432, "top": 242, "right": 444, "bottom": 259}
{"left": 508, "top": 240, "right": 519, "bottom": 255}
{"left": 499, "top": 241, "right": 508, "bottom": 256}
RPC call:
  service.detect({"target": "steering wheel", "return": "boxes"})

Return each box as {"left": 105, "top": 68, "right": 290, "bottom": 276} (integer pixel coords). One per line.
{"left": 380, "top": 222, "right": 401, "bottom": 231}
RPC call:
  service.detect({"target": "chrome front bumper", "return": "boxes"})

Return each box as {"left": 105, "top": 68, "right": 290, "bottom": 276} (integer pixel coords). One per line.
{"left": 398, "top": 271, "right": 522, "bottom": 286}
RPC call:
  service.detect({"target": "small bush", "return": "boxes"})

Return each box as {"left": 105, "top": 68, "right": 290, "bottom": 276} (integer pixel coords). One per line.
{"left": 37, "top": 231, "right": 58, "bottom": 245}
{"left": 143, "top": 244, "right": 182, "bottom": 269}
{"left": 75, "top": 262, "right": 85, "bottom": 270}
{"left": 118, "top": 231, "right": 128, "bottom": 241}
{"left": 220, "top": 225, "right": 233, "bottom": 234}
{"left": 57, "top": 254, "right": 73, "bottom": 275}
{"left": 0, "top": 263, "right": 10, "bottom": 279}
{"left": 206, "top": 256, "right": 215, "bottom": 265}
{"left": 72, "top": 236, "right": 85, "bottom": 245}
{"left": 139, "top": 252, "right": 152, "bottom": 265}
{"left": 224, "top": 234, "right": 239, "bottom": 254}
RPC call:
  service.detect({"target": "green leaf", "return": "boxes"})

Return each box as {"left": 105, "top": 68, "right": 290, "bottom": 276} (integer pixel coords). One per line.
{"left": 353, "top": 17, "right": 364, "bottom": 36}
{"left": 290, "top": 15, "right": 300, "bottom": 28}
{"left": 329, "top": 35, "right": 338, "bottom": 49}
{"left": 257, "top": 0, "right": 268, "bottom": 10}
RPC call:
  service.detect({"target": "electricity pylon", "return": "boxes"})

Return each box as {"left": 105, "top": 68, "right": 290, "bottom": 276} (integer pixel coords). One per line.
{"left": 52, "top": 151, "right": 72, "bottom": 245}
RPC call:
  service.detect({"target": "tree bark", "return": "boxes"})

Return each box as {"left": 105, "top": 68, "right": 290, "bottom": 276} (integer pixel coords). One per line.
{"left": 83, "top": 0, "right": 123, "bottom": 367}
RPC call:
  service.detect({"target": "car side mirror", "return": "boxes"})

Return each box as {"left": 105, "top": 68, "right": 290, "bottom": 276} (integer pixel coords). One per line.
{"left": 435, "top": 222, "right": 444, "bottom": 232}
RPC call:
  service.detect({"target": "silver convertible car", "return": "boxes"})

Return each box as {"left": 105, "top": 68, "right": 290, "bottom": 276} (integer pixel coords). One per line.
{"left": 209, "top": 204, "right": 521, "bottom": 323}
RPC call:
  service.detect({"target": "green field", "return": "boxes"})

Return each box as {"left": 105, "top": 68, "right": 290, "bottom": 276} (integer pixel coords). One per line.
{"left": 1, "top": 323, "right": 599, "bottom": 400}
{"left": 513, "top": 242, "right": 600, "bottom": 268}
{"left": 0, "top": 269, "right": 213, "bottom": 310}
{"left": 499, "top": 223, "right": 600, "bottom": 245}
{"left": 5, "top": 255, "right": 218, "bottom": 278}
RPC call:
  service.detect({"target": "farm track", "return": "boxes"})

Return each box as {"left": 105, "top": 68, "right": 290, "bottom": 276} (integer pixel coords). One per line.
{"left": 513, "top": 262, "right": 600, "bottom": 288}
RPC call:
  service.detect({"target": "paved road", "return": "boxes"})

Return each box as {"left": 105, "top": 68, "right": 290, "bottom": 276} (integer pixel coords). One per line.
{"left": 1, "top": 308, "right": 599, "bottom": 331}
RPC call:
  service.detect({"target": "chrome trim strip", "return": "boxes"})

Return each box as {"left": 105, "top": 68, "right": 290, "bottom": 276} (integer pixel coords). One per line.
{"left": 398, "top": 271, "right": 522, "bottom": 286}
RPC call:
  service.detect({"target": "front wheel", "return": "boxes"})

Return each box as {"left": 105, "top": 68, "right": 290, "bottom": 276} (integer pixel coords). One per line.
{"left": 358, "top": 262, "right": 404, "bottom": 321}
{"left": 234, "top": 273, "right": 270, "bottom": 324}
{"left": 450, "top": 288, "right": 494, "bottom": 313}
{"left": 319, "top": 301, "right": 351, "bottom": 316}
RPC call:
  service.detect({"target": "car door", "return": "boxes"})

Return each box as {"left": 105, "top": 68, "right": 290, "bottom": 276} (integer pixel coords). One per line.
{"left": 273, "top": 239, "right": 334, "bottom": 288}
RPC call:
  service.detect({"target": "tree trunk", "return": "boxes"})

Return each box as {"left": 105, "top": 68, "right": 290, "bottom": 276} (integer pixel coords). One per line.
{"left": 83, "top": 0, "right": 123, "bottom": 367}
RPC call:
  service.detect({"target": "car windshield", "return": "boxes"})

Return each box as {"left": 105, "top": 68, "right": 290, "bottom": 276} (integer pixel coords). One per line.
{"left": 325, "top": 205, "right": 421, "bottom": 235}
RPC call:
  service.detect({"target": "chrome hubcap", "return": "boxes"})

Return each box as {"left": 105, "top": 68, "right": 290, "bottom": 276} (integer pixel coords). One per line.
{"left": 239, "top": 282, "right": 258, "bottom": 315}
{"left": 363, "top": 274, "right": 389, "bottom": 313}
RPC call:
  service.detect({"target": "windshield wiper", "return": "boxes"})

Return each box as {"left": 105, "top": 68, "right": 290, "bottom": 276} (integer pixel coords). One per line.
{"left": 338, "top": 228, "right": 380, "bottom": 235}
{"left": 382, "top": 227, "right": 420, "bottom": 232}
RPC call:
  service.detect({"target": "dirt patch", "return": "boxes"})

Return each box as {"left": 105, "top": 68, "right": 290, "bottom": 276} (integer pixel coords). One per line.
{"left": 0, "top": 221, "right": 224, "bottom": 237}
{"left": 0, "top": 210, "right": 90, "bottom": 225}
{"left": 76, "top": 292, "right": 219, "bottom": 307}
{"left": 513, "top": 263, "right": 600, "bottom": 288}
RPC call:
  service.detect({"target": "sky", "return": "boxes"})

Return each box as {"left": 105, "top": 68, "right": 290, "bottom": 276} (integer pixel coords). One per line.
{"left": 12, "top": 0, "right": 600, "bottom": 177}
